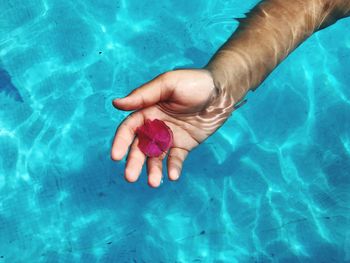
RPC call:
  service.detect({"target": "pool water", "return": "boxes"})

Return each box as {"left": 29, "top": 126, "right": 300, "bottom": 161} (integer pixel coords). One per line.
{"left": 1, "top": 0, "right": 350, "bottom": 262}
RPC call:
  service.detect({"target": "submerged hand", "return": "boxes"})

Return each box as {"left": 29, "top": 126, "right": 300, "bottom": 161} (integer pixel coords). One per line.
{"left": 111, "top": 69, "right": 233, "bottom": 187}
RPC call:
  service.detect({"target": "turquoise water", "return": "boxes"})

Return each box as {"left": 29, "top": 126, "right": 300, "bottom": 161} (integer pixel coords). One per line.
{"left": 1, "top": 0, "right": 350, "bottom": 262}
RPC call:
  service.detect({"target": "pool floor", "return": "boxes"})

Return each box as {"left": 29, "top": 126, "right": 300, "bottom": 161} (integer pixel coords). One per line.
{"left": 0, "top": 0, "right": 350, "bottom": 262}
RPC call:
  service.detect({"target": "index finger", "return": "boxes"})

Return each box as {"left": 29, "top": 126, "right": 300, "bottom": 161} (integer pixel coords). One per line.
{"left": 111, "top": 112, "right": 144, "bottom": 161}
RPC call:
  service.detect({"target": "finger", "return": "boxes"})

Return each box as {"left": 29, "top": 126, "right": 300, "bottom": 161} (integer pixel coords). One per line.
{"left": 125, "top": 137, "right": 146, "bottom": 183}
{"left": 147, "top": 157, "right": 164, "bottom": 188}
{"left": 167, "top": 147, "right": 189, "bottom": 181}
{"left": 112, "top": 73, "right": 173, "bottom": 111}
{"left": 111, "top": 112, "right": 144, "bottom": 161}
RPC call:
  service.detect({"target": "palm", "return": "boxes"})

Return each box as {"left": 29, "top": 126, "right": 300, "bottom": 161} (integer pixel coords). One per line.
{"left": 144, "top": 69, "right": 219, "bottom": 149}
{"left": 111, "top": 69, "right": 225, "bottom": 187}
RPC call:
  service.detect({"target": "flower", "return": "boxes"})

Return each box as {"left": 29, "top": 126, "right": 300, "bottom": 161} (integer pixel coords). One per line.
{"left": 136, "top": 119, "right": 173, "bottom": 157}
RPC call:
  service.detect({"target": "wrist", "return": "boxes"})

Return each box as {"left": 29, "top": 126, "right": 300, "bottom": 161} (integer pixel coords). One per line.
{"left": 204, "top": 64, "right": 248, "bottom": 116}
{"left": 205, "top": 53, "right": 252, "bottom": 108}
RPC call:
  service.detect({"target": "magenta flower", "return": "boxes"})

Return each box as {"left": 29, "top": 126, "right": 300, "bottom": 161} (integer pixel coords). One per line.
{"left": 136, "top": 119, "right": 173, "bottom": 157}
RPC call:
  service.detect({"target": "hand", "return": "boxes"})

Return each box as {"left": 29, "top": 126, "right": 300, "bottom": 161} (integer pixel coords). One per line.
{"left": 111, "top": 69, "right": 233, "bottom": 187}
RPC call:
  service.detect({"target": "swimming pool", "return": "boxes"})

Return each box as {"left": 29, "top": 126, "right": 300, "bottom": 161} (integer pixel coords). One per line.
{"left": 1, "top": 0, "right": 350, "bottom": 262}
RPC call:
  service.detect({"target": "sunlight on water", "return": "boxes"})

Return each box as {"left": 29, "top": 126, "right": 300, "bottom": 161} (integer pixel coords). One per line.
{"left": 0, "top": 0, "right": 349, "bottom": 262}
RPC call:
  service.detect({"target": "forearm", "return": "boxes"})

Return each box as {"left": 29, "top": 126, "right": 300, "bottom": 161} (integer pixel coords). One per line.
{"left": 205, "top": 0, "right": 350, "bottom": 108}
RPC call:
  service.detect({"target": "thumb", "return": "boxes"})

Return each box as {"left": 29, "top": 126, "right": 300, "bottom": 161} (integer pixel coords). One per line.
{"left": 113, "top": 73, "right": 173, "bottom": 111}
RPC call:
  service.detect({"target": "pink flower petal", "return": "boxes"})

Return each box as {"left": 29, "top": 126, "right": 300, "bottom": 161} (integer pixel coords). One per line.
{"left": 136, "top": 119, "right": 173, "bottom": 157}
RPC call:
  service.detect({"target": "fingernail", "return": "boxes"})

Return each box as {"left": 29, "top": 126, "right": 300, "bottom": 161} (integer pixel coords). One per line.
{"left": 113, "top": 98, "right": 125, "bottom": 107}
{"left": 111, "top": 150, "right": 122, "bottom": 161}
{"left": 170, "top": 170, "right": 179, "bottom": 180}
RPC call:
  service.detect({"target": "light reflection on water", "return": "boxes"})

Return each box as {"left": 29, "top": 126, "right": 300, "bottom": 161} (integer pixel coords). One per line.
{"left": 0, "top": 0, "right": 349, "bottom": 262}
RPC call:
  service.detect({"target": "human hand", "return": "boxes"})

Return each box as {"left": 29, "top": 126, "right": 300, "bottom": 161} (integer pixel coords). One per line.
{"left": 111, "top": 69, "right": 235, "bottom": 187}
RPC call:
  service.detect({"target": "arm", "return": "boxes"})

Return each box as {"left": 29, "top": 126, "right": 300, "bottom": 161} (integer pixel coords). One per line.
{"left": 111, "top": 0, "right": 350, "bottom": 187}
{"left": 206, "top": 0, "right": 350, "bottom": 111}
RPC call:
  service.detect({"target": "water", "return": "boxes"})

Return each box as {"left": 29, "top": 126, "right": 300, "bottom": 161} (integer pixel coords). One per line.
{"left": 0, "top": 0, "right": 350, "bottom": 262}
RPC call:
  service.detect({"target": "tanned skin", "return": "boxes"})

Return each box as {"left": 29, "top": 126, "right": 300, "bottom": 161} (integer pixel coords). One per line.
{"left": 111, "top": 0, "right": 350, "bottom": 188}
